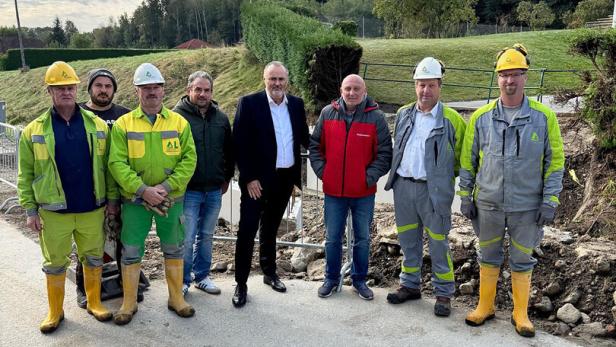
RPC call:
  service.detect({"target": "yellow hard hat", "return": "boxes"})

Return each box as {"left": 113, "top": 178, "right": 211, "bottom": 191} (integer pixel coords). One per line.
{"left": 495, "top": 44, "right": 529, "bottom": 72}
{"left": 45, "top": 61, "right": 80, "bottom": 86}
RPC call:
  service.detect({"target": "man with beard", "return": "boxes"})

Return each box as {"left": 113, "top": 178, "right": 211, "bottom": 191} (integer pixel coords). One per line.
{"left": 73, "top": 68, "right": 133, "bottom": 309}
{"left": 460, "top": 44, "right": 564, "bottom": 337}
{"left": 231, "top": 61, "right": 310, "bottom": 308}
{"left": 109, "top": 63, "right": 197, "bottom": 325}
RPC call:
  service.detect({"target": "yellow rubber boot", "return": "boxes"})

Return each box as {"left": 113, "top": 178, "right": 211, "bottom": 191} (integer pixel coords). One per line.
{"left": 511, "top": 271, "right": 535, "bottom": 337}
{"left": 83, "top": 266, "right": 112, "bottom": 322}
{"left": 164, "top": 258, "right": 195, "bottom": 318}
{"left": 40, "top": 273, "right": 66, "bottom": 334}
{"left": 113, "top": 263, "right": 141, "bottom": 325}
{"left": 465, "top": 266, "right": 500, "bottom": 326}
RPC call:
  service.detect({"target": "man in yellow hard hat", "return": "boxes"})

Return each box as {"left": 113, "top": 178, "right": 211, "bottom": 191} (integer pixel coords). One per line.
{"left": 108, "top": 62, "right": 197, "bottom": 325}
{"left": 17, "top": 61, "right": 117, "bottom": 333}
{"left": 459, "top": 44, "right": 564, "bottom": 337}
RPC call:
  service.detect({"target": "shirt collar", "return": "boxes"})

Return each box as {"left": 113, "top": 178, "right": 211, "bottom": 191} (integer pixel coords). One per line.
{"left": 266, "top": 91, "right": 288, "bottom": 106}
{"left": 51, "top": 104, "right": 81, "bottom": 121}
{"left": 416, "top": 102, "right": 439, "bottom": 118}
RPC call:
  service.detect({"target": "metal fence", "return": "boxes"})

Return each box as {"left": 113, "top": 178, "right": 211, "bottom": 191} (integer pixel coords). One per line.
{"left": 0, "top": 122, "right": 21, "bottom": 213}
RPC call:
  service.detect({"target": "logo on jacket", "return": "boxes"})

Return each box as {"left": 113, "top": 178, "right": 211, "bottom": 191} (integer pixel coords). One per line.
{"left": 531, "top": 132, "right": 539, "bottom": 142}
{"left": 164, "top": 139, "right": 180, "bottom": 154}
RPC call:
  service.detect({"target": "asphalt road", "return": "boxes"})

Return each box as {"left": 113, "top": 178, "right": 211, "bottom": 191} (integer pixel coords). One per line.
{"left": 0, "top": 219, "right": 580, "bottom": 347}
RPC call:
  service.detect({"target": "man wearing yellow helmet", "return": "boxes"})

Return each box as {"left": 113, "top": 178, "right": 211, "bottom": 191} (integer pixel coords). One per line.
{"left": 17, "top": 61, "right": 117, "bottom": 333}
{"left": 459, "top": 45, "right": 564, "bottom": 337}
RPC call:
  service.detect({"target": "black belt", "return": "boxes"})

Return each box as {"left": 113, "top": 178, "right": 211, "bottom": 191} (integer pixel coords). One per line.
{"left": 401, "top": 176, "right": 427, "bottom": 183}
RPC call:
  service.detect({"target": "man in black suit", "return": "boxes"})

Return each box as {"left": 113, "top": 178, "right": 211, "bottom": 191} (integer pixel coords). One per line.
{"left": 232, "top": 61, "right": 310, "bottom": 308}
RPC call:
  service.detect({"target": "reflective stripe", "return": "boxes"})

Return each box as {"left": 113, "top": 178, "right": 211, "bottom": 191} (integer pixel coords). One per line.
{"left": 96, "top": 131, "right": 106, "bottom": 139}
{"left": 457, "top": 190, "right": 470, "bottom": 197}
{"left": 435, "top": 253, "right": 454, "bottom": 282}
{"left": 32, "top": 135, "right": 45, "bottom": 143}
{"left": 426, "top": 227, "right": 445, "bottom": 241}
{"left": 550, "top": 195, "right": 560, "bottom": 204}
{"left": 127, "top": 132, "right": 145, "bottom": 140}
{"left": 479, "top": 236, "right": 502, "bottom": 248}
{"left": 511, "top": 238, "right": 532, "bottom": 255}
{"left": 480, "top": 262, "right": 500, "bottom": 268}
{"left": 397, "top": 223, "right": 418, "bottom": 233}
{"left": 40, "top": 203, "right": 66, "bottom": 211}
{"left": 160, "top": 130, "right": 178, "bottom": 139}
{"left": 401, "top": 264, "right": 420, "bottom": 273}
{"left": 95, "top": 198, "right": 106, "bottom": 206}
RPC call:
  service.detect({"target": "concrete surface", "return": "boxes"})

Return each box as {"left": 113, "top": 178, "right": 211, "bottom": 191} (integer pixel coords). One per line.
{"left": 0, "top": 219, "right": 580, "bottom": 347}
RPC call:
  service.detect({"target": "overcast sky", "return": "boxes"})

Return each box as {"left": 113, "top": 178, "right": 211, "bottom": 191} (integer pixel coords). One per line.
{"left": 0, "top": 0, "right": 143, "bottom": 32}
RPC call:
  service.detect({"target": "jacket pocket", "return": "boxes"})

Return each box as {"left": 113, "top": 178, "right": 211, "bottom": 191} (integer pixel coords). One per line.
{"left": 127, "top": 132, "right": 145, "bottom": 159}
{"left": 31, "top": 135, "right": 49, "bottom": 160}
{"left": 161, "top": 130, "right": 181, "bottom": 156}
{"left": 96, "top": 131, "right": 106, "bottom": 156}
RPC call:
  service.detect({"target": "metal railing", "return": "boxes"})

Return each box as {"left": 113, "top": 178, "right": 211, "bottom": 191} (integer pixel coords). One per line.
{"left": 0, "top": 122, "right": 21, "bottom": 213}
{"left": 360, "top": 62, "right": 580, "bottom": 104}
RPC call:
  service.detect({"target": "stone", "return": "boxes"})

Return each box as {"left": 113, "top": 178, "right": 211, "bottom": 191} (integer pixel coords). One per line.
{"left": 377, "top": 224, "right": 397, "bottom": 239}
{"left": 211, "top": 262, "right": 228, "bottom": 273}
{"left": 460, "top": 262, "right": 472, "bottom": 273}
{"left": 366, "top": 279, "right": 375, "bottom": 286}
{"left": 502, "top": 270, "right": 511, "bottom": 280}
{"left": 563, "top": 289, "right": 582, "bottom": 305}
{"left": 307, "top": 258, "right": 325, "bottom": 280}
{"left": 277, "top": 260, "right": 293, "bottom": 273}
{"left": 595, "top": 258, "right": 611, "bottom": 275}
{"left": 544, "top": 282, "right": 562, "bottom": 297}
{"left": 533, "top": 246, "right": 544, "bottom": 257}
{"left": 581, "top": 313, "right": 591, "bottom": 324}
{"left": 560, "top": 232, "right": 574, "bottom": 245}
{"left": 554, "top": 260, "right": 566, "bottom": 269}
{"left": 534, "top": 296, "right": 554, "bottom": 313}
{"left": 572, "top": 322, "right": 605, "bottom": 337}
{"left": 612, "top": 291, "right": 616, "bottom": 305}
{"left": 612, "top": 306, "right": 616, "bottom": 322}
{"left": 459, "top": 282, "right": 474, "bottom": 295}
{"left": 227, "top": 263, "right": 235, "bottom": 272}
{"left": 556, "top": 322, "right": 571, "bottom": 336}
{"left": 387, "top": 245, "right": 400, "bottom": 256}
{"left": 290, "top": 241, "right": 319, "bottom": 273}
{"left": 557, "top": 303, "right": 582, "bottom": 324}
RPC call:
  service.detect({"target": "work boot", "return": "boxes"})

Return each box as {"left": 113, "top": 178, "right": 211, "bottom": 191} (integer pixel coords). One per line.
{"left": 434, "top": 296, "right": 451, "bottom": 317}
{"left": 164, "top": 258, "right": 195, "bottom": 318}
{"left": 113, "top": 262, "right": 141, "bottom": 325}
{"left": 386, "top": 285, "right": 421, "bottom": 304}
{"left": 40, "top": 273, "right": 66, "bottom": 334}
{"left": 511, "top": 271, "right": 535, "bottom": 337}
{"left": 465, "top": 266, "right": 500, "bottom": 326}
{"left": 83, "top": 266, "right": 112, "bottom": 322}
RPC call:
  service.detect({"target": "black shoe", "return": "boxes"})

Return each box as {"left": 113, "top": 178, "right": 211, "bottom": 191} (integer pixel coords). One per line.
{"left": 386, "top": 286, "right": 421, "bottom": 304}
{"left": 434, "top": 296, "right": 451, "bottom": 317}
{"left": 232, "top": 284, "right": 247, "bottom": 308}
{"left": 263, "top": 275, "right": 286, "bottom": 293}
{"left": 76, "top": 288, "right": 87, "bottom": 309}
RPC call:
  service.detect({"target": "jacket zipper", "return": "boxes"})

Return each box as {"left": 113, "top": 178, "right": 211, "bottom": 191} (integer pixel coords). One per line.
{"left": 398, "top": 126, "right": 410, "bottom": 150}
{"left": 501, "top": 129, "right": 506, "bottom": 156}
{"left": 340, "top": 119, "right": 353, "bottom": 196}
{"left": 434, "top": 140, "right": 438, "bottom": 166}
{"left": 516, "top": 129, "right": 520, "bottom": 157}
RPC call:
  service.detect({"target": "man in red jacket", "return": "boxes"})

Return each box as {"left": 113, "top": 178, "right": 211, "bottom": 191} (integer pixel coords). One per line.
{"left": 309, "top": 74, "right": 392, "bottom": 300}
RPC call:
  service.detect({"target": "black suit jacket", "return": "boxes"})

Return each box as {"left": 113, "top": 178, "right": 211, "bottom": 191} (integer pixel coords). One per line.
{"left": 233, "top": 90, "right": 310, "bottom": 190}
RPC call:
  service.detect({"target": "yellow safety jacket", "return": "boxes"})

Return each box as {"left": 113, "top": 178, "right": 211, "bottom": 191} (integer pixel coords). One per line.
{"left": 17, "top": 107, "right": 118, "bottom": 216}
{"left": 108, "top": 105, "right": 196, "bottom": 203}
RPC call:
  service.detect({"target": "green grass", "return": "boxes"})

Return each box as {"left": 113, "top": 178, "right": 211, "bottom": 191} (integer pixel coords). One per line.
{"left": 359, "top": 30, "right": 593, "bottom": 105}
{"left": 0, "top": 47, "right": 264, "bottom": 125}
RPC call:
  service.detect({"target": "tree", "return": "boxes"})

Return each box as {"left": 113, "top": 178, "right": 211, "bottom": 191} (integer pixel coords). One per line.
{"left": 563, "top": 0, "right": 613, "bottom": 28}
{"left": 69, "top": 32, "right": 93, "bottom": 48}
{"left": 48, "top": 17, "right": 66, "bottom": 47}
{"left": 516, "top": 1, "right": 555, "bottom": 30}
{"left": 64, "top": 20, "right": 78, "bottom": 43}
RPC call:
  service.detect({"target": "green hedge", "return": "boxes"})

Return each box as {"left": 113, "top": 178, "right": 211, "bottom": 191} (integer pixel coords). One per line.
{"left": 2, "top": 48, "right": 171, "bottom": 71}
{"left": 333, "top": 20, "right": 358, "bottom": 37}
{"left": 241, "top": 2, "right": 363, "bottom": 109}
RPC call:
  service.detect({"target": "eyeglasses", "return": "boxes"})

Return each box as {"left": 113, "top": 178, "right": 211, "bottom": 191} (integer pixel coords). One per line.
{"left": 498, "top": 72, "right": 526, "bottom": 79}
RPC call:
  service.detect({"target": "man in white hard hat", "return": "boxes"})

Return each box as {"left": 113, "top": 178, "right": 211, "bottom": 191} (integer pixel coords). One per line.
{"left": 18, "top": 61, "right": 116, "bottom": 333}
{"left": 108, "top": 62, "right": 197, "bottom": 325}
{"left": 384, "top": 57, "right": 466, "bottom": 317}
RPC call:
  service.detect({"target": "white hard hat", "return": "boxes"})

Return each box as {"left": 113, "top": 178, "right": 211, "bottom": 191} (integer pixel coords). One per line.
{"left": 413, "top": 57, "right": 444, "bottom": 80}
{"left": 133, "top": 63, "right": 165, "bottom": 86}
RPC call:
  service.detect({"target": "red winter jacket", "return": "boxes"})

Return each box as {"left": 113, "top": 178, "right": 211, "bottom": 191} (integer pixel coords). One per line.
{"left": 309, "top": 96, "right": 392, "bottom": 198}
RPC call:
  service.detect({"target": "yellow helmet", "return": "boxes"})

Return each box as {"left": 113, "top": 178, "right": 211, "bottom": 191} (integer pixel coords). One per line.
{"left": 495, "top": 44, "right": 529, "bottom": 72}
{"left": 45, "top": 61, "right": 80, "bottom": 86}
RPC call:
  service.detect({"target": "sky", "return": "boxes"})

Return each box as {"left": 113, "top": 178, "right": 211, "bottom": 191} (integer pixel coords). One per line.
{"left": 0, "top": 0, "right": 143, "bottom": 32}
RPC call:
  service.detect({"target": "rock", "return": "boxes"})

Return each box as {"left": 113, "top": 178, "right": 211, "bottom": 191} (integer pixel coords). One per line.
{"left": 560, "top": 232, "right": 574, "bottom": 245}
{"left": 556, "top": 322, "right": 571, "bottom": 336}
{"left": 572, "top": 322, "right": 605, "bottom": 337}
{"left": 534, "top": 296, "right": 554, "bottom": 313}
{"left": 612, "top": 306, "right": 616, "bottom": 322}
{"left": 459, "top": 282, "right": 474, "bottom": 295}
{"left": 607, "top": 325, "right": 616, "bottom": 338}
{"left": 563, "top": 289, "right": 582, "bottom": 305}
{"left": 377, "top": 224, "right": 397, "bottom": 239}
{"left": 387, "top": 245, "right": 400, "bottom": 256}
{"left": 211, "top": 262, "right": 228, "bottom": 273}
{"left": 290, "top": 242, "right": 319, "bottom": 272}
{"left": 307, "top": 258, "right": 325, "bottom": 280}
{"left": 277, "top": 260, "right": 293, "bottom": 273}
{"left": 502, "top": 270, "right": 510, "bottom": 280}
{"left": 544, "top": 282, "right": 562, "bottom": 297}
{"left": 533, "top": 246, "right": 544, "bottom": 257}
{"left": 595, "top": 258, "right": 611, "bottom": 275}
{"left": 366, "top": 279, "right": 375, "bottom": 286}
{"left": 581, "top": 313, "right": 591, "bottom": 324}
{"left": 460, "top": 262, "right": 472, "bottom": 273}
{"left": 557, "top": 303, "right": 582, "bottom": 324}
{"left": 613, "top": 291, "right": 616, "bottom": 304}
{"left": 227, "top": 263, "right": 235, "bottom": 272}
{"left": 554, "top": 260, "right": 566, "bottom": 269}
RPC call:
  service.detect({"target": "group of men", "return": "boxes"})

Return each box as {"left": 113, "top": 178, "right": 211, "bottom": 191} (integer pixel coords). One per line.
{"left": 18, "top": 42, "right": 563, "bottom": 339}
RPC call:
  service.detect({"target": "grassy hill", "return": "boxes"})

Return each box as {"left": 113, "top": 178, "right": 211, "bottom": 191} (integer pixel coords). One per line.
{"left": 0, "top": 47, "right": 264, "bottom": 125}
{"left": 0, "top": 30, "right": 592, "bottom": 125}
{"left": 358, "top": 30, "right": 592, "bottom": 105}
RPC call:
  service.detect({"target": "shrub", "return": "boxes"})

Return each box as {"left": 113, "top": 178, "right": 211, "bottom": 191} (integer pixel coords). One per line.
{"left": 241, "top": 2, "right": 363, "bottom": 110}
{"left": 333, "top": 20, "right": 358, "bottom": 36}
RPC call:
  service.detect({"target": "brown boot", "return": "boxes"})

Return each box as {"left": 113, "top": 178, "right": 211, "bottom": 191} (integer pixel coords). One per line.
{"left": 434, "top": 296, "right": 451, "bottom": 317}
{"left": 386, "top": 285, "right": 421, "bottom": 304}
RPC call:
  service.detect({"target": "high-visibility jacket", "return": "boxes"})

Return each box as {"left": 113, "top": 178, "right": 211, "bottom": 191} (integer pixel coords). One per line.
{"left": 18, "top": 107, "right": 117, "bottom": 216}
{"left": 459, "top": 97, "right": 564, "bottom": 211}
{"left": 108, "top": 105, "right": 196, "bottom": 202}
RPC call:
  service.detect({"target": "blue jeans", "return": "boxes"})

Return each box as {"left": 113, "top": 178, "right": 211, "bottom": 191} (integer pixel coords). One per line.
{"left": 323, "top": 194, "right": 375, "bottom": 285}
{"left": 183, "top": 189, "right": 222, "bottom": 285}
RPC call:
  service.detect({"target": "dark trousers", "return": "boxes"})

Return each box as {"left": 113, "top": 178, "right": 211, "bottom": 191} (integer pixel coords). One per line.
{"left": 234, "top": 169, "right": 294, "bottom": 285}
